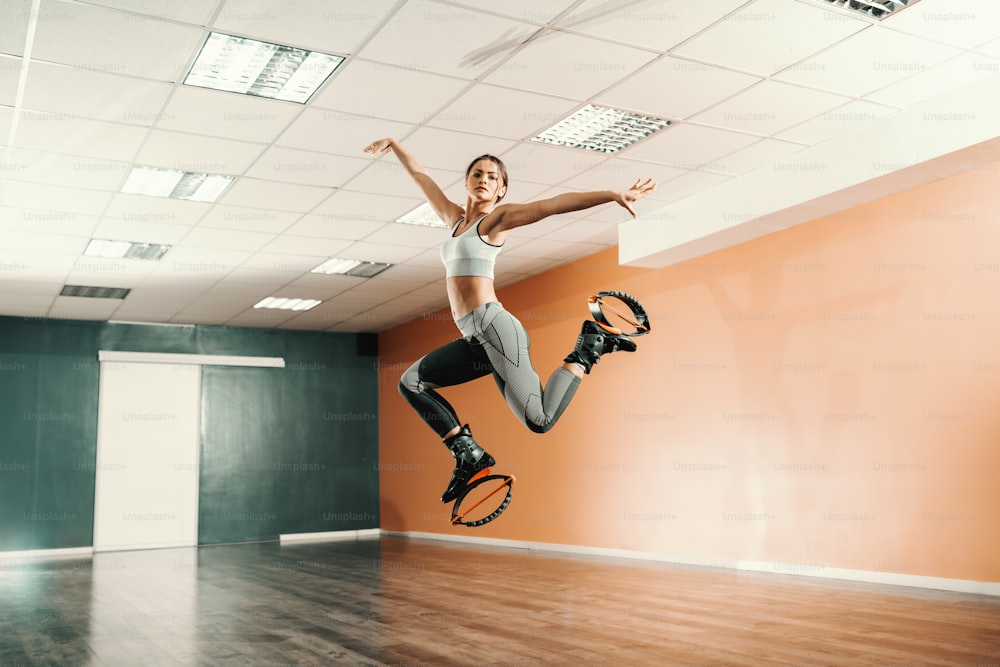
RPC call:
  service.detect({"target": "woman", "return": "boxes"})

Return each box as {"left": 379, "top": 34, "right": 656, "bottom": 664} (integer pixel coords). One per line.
{"left": 363, "top": 137, "right": 656, "bottom": 504}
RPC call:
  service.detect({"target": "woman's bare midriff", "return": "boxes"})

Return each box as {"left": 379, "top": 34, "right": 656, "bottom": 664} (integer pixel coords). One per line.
{"left": 447, "top": 276, "right": 498, "bottom": 320}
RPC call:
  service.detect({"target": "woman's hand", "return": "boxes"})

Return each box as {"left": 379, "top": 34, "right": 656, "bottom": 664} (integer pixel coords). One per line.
{"left": 615, "top": 178, "right": 657, "bottom": 218}
{"left": 363, "top": 138, "right": 394, "bottom": 155}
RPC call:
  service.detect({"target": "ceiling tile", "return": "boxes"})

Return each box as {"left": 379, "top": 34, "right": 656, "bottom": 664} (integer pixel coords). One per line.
{"left": 276, "top": 108, "right": 414, "bottom": 157}
{"left": 283, "top": 214, "right": 387, "bottom": 242}
{"left": 158, "top": 86, "right": 304, "bottom": 144}
{"left": 484, "top": 31, "right": 657, "bottom": 100}
{"left": 710, "top": 137, "right": 810, "bottom": 176}
{"left": 83, "top": 0, "right": 218, "bottom": 25}
{"left": 258, "top": 235, "right": 353, "bottom": 258}
{"left": 314, "top": 59, "right": 470, "bottom": 125}
{"left": 358, "top": 0, "right": 538, "bottom": 79}
{"left": 238, "top": 252, "right": 322, "bottom": 274}
{"left": 65, "top": 257, "right": 160, "bottom": 288}
{"left": 135, "top": 130, "right": 266, "bottom": 176}
{"left": 102, "top": 193, "right": 211, "bottom": 227}
{"left": 213, "top": 0, "right": 397, "bottom": 55}
{"left": 977, "top": 38, "right": 1000, "bottom": 60}
{"left": 2, "top": 181, "right": 113, "bottom": 218}
{"left": 400, "top": 127, "right": 516, "bottom": 172}
{"left": 48, "top": 296, "right": 124, "bottom": 321}
{"left": 561, "top": 0, "right": 750, "bottom": 52}
{"left": 864, "top": 52, "right": 1000, "bottom": 108}
{"left": 1, "top": 56, "right": 22, "bottom": 107}
{"left": 310, "top": 189, "right": 421, "bottom": 226}
{"left": 181, "top": 227, "right": 277, "bottom": 253}
{"left": 773, "top": 24, "right": 963, "bottom": 97}
{"left": 31, "top": 2, "right": 204, "bottom": 82}
{"left": 244, "top": 146, "right": 370, "bottom": 187}
{"left": 596, "top": 56, "right": 761, "bottom": 121}
{"left": 149, "top": 246, "right": 252, "bottom": 281}
{"left": 0, "top": 207, "right": 98, "bottom": 236}
{"left": 219, "top": 178, "right": 333, "bottom": 213}
{"left": 620, "top": 123, "right": 760, "bottom": 168}
{"left": 91, "top": 218, "right": 193, "bottom": 246}
{"left": 672, "top": 0, "right": 868, "bottom": 76}
{"left": 344, "top": 160, "right": 462, "bottom": 200}
{"left": 0, "top": 292, "right": 56, "bottom": 315}
{"left": 689, "top": 80, "right": 852, "bottom": 136}
{"left": 21, "top": 62, "right": 173, "bottom": 125}
{"left": 0, "top": 0, "right": 32, "bottom": 57}
{"left": 542, "top": 219, "right": 618, "bottom": 246}
{"left": 777, "top": 99, "right": 898, "bottom": 145}
{"left": 446, "top": 0, "right": 578, "bottom": 24}
{"left": 4, "top": 229, "right": 86, "bottom": 255}
{"left": 225, "top": 307, "right": 300, "bottom": 329}
{"left": 885, "top": 0, "right": 1000, "bottom": 50}
{"left": 493, "top": 142, "right": 607, "bottom": 186}
{"left": 196, "top": 205, "right": 301, "bottom": 234}
{"left": 638, "top": 169, "right": 733, "bottom": 205}
{"left": 568, "top": 158, "right": 687, "bottom": 195}
{"left": 426, "top": 83, "right": 579, "bottom": 141}
{"left": 223, "top": 267, "right": 305, "bottom": 287}
{"left": 287, "top": 272, "right": 367, "bottom": 293}
{"left": 362, "top": 222, "right": 447, "bottom": 250}
{"left": 335, "top": 240, "right": 424, "bottom": 264}
{"left": 13, "top": 111, "right": 149, "bottom": 162}
{"left": 5, "top": 148, "right": 129, "bottom": 191}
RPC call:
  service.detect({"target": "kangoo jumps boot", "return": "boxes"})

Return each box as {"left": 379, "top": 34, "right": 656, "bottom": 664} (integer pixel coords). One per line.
{"left": 563, "top": 320, "right": 637, "bottom": 374}
{"left": 441, "top": 424, "right": 496, "bottom": 503}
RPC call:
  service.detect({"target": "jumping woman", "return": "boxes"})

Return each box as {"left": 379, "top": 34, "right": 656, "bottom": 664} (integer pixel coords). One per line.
{"left": 363, "top": 137, "right": 657, "bottom": 504}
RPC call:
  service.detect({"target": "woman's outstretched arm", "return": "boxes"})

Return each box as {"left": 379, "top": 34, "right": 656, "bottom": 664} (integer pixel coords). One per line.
{"left": 363, "top": 138, "right": 464, "bottom": 226}
{"left": 487, "top": 178, "right": 657, "bottom": 234}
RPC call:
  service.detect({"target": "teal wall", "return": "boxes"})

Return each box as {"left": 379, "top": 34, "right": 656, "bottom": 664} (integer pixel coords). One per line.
{"left": 0, "top": 316, "right": 379, "bottom": 552}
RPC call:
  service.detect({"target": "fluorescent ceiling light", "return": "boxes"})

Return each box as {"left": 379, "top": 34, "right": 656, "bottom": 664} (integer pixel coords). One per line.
{"left": 85, "top": 239, "right": 171, "bottom": 261}
{"left": 253, "top": 297, "right": 322, "bottom": 311}
{"left": 184, "top": 32, "right": 345, "bottom": 103}
{"left": 396, "top": 203, "right": 447, "bottom": 228}
{"left": 532, "top": 104, "right": 672, "bottom": 154}
{"left": 122, "top": 166, "right": 234, "bottom": 203}
{"left": 60, "top": 285, "right": 130, "bottom": 299}
{"left": 808, "top": 0, "right": 921, "bottom": 19}
{"left": 311, "top": 258, "right": 392, "bottom": 278}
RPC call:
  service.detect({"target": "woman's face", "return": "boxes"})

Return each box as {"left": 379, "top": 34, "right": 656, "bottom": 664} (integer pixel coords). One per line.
{"left": 466, "top": 159, "right": 505, "bottom": 204}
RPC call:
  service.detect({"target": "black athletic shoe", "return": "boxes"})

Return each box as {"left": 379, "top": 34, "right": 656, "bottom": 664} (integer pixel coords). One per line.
{"left": 441, "top": 424, "right": 495, "bottom": 503}
{"left": 563, "top": 319, "right": 637, "bottom": 374}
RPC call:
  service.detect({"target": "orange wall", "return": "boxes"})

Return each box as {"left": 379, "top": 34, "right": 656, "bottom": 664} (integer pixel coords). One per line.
{"left": 378, "top": 164, "right": 1000, "bottom": 583}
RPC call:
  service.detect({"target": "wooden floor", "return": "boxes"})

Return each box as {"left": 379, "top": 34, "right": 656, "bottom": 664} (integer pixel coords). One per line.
{"left": 1, "top": 536, "right": 998, "bottom": 666}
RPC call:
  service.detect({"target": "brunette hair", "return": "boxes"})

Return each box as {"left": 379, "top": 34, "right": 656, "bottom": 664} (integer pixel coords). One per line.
{"left": 465, "top": 154, "right": 508, "bottom": 202}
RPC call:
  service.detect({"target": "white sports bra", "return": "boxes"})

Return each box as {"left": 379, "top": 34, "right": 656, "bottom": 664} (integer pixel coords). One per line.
{"left": 440, "top": 215, "right": 504, "bottom": 279}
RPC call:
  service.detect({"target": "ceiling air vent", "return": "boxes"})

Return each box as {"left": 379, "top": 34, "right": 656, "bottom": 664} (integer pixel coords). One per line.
{"left": 810, "top": 0, "right": 922, "bottom": 20}
{"left": 60, "top": 285, "right": 131, "bottom": 299}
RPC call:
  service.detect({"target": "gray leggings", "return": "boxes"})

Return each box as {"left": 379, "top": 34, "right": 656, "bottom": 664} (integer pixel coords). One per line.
{"left": 398, "top": 302, "right": 581, "bottom": 436}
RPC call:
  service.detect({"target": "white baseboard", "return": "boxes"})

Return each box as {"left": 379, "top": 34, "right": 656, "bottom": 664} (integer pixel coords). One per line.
{"left": 383, "top": 530, "right": 1000, "bottom": 597}
{"left": 279, "top": 528, "right": 381, "bottom": 544}
{"left": 0, "top": 546, "right": 94, "bottom": 561}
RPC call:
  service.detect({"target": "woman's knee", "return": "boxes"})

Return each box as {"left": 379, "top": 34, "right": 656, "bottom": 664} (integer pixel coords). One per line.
{"left": 398, "top": 360, "right": 423, "bottom": 395}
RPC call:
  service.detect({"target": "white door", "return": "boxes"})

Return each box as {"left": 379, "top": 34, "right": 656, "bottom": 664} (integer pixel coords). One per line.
{"left": 93, "top": 361, "right": 201, "bottom": 551}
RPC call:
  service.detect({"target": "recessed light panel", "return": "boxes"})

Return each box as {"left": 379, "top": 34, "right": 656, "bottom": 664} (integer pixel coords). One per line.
{"left": 809, "top": 0, "right": 921, "bottom": 20}
{"left": 311, "top": 258, "right": 392, "bottom": 278}
{"left": 60, "top": 285, "right": 130, "bottom": 299}
{"left": 396, "top": 203, "right": 447, "bottom": 228}
{"left": 185, "top": 32, "right": 345, "bottom": 103}
{"left": 531, "top": 104, "right": 672, "bottom": 154}
{"left": 253, "top": 297, "right": 322, "bottom": 311}
{"left": 122, "top": 167, "right": 234, "bottom": 203}
{"left": 85, "top": 239, "right": 171, "bottom": 261}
